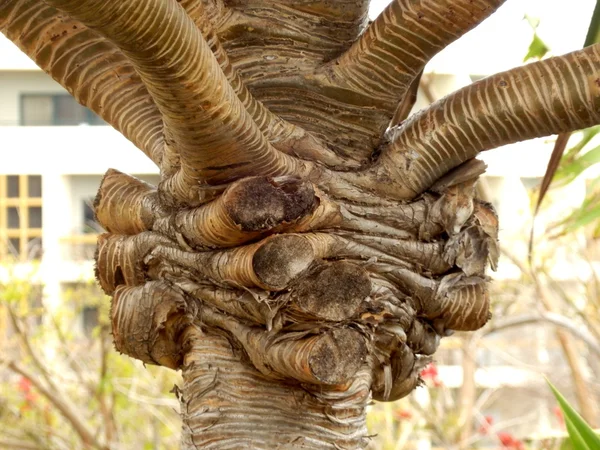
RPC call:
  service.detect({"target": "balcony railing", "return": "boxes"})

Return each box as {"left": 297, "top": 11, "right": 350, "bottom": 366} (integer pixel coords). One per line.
{"left": 60, "top": 234, "right": 98, "bottom": 262}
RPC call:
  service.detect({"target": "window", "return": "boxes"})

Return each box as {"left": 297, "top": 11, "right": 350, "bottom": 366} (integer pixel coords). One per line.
{"left": 61, "top": 282, "right": 106, "bottom": 337}
{"left": 21, "top": 94, "right": 105, "bottom": 126}
{"left": 83, "top": 198, "right": 103, "bottom": 234}
{"left": 0, "top": 175, "right": 43, "bottom": 261}
{"left": 82, "top": 306, "right": 99, "bottom": 336}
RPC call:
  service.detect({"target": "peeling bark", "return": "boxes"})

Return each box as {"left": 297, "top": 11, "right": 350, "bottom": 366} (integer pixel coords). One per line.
{"left": 4, "top": 1, "right": 600, "bottom": 448}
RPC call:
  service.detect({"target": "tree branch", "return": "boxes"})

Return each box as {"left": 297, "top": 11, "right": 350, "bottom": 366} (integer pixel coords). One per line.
{"left": 6, "top": 305, "right": 60, "bottom": 394}
{"left": 176, "top": 0, "right": 348, "bottom": 166}
{"left": 0, "top": 439, "right": 40, "bottom": 450}
{"left": 0, "top": 0, "right": 164, "bottom": 165}
{"left": 477, "top": 312, "right": 600, "bottom": 359}
{"left": 371, "top": 44, "right": 600, "bottom": 200}
{"left": 45, "top": 0, "right": 310, "bottom": 205}
{"left": 325, "top": 0, "right": 505, "bottom": 112}
{"left": 95, "top": 169, "right": 320, "bottom": 249}
{"left": 2, "top": 360, "right": 107, "bottom": 450}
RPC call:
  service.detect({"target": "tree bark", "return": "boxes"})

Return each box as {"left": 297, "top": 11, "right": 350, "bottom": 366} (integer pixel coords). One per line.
{"left": 4, "top": 1, "right": 600, "bottom": 448}
{"left": 179, "top": 327, "right": 371, "bottom": 450}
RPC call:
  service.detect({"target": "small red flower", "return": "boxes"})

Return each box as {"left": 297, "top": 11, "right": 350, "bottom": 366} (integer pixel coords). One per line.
{"left": 17, "top": 376, "right": 37, "bottom": 410}
{"left": 17, "top": 376, "right": 32, "bottom": 393}
{"left": 393, "top": 409, "right": 413, "bottom": 420}
{"left": 420, "top": 363, "right": 439, "bottom": 379}
{"left": 496, "top": 431, "right": 524, "bottom": 449}
{"left": 553, "top": 405, "right": 564, "bottom": 427}
{"left": 477, "top": 415, "right": 494, "bottom": 435}
{"left": 497, "top": 431, "right": 515, "bottom": 446}
{"left": 420, "top": 363, "right": 443, "bottom": 387}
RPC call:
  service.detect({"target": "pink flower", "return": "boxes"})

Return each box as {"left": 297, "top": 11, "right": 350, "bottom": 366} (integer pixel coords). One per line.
{"left": 420, "top": 363, "right": 443, "bottom": 387}
{"left": 477, "top": 415, "right": 494, "bottom": 435}
{"left": 17, "top": 376, "right": 32, "bottom": 393}
{"left": 17, "top": 376, "right": 37, "bottom": 410}
{"left": 497, "top": 431, "right": 524, "bottom": 449}
{"left": 393, "top": 409, "right": 413, "bottom": 420}
{"left": 420, "top": 363, "right": 438, "bottom": 379}
{"left": 553, "top": 406, "right": 564, "bottom": 427}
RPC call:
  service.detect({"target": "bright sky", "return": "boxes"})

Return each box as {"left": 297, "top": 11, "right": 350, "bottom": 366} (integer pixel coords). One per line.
{"left": 371, "top": 0, "right": 597, "bottom": 75}
{"left": 1, "top": 1, "right": 596, "bottom": 73}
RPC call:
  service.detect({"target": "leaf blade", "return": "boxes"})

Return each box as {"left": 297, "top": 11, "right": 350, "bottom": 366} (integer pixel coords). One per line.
{"left": 547, "top": 379, "right": 600, "bottom": 449}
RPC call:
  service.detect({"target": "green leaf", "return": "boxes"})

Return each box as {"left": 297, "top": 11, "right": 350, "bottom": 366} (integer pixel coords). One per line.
{"left": 523, "top": 15, "right": 550, "bottom": 61}
{"left": 549, "top": 191, "right": 600, "bottom": 238}
{"left": 524, "top": 33, "right": 550, "bottom": 61}
{"left": 568, "top": 203, "right": 600, "bottom": 230}
{"left": 547, "top": 379, "right": 600, "bottom": 449}
{"left": 585, "top": 1, "right": 600, "bottom": 46}
{"left": 554, "top": 144, "right": 600, "bottom": 186}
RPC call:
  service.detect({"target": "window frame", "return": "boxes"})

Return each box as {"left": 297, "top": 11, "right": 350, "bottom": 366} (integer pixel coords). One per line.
{"left": 19, "top": 93, "right": 105, "bottom": 126}
{"left": 0, "top": 175, "right": 43, "bottom": 261}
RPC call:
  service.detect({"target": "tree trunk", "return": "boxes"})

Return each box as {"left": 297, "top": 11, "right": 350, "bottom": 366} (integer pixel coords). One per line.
{"left": 4, "top": 1, "right": 600, "bottom": 448}
{"left": 180, "top": 327, "right": 371, "bottom": 449}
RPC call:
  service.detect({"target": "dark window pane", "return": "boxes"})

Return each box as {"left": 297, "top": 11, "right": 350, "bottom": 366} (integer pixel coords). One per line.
{"left": 7, "top": 175, "right": 19, "bottom": 198}
{"left": 83, "top": 199, "right": 102, "bottom": 233}
{"left": 82, "top": 306, "right": 99, "bottom": 336}
{"left": 54, "top": 95, "right": 87, "bottom": 125}
{"left": 8, "top": 238, "right": 20, "bottom": 256}
{"left": 29, "top": 285, "right": 44, "bottom": 326}
{"left": 8, "top": 207, "right": 20, "bottom": 228}
{"left": 21, "top": 95, "right": 53, "bottom": 126}
{"left": 27, "top": 237, "right": 43, "bottom": 260}
{"left": 28, "top": 176, "right": 42, "bottom": 197}
{"left": 21, "top": 94, "right": 104, "bottom": 126}
{"left": 28, "top": 207, "right": 42, "bottom": 228}
{"left": 88, "top": 110, "right": 106, "bottom": 126}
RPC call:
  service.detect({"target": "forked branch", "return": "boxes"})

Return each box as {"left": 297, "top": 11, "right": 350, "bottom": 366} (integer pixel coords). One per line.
{"left": 370, "top": 44, "right": 600, "bottom": 199}
{"left": 0, "top": 0, "right": 164, "bottom": 165}
{"left": 45, "top": 0, "right": 309, "bottom": 205}
{"left": 325, "top": 0, "right": 505, "bottom": 112}
{"left": 176, "top": 0, "right": 347, "bottom": 166}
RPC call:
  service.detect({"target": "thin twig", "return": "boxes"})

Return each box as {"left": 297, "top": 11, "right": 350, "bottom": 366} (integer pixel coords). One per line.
{"left": 7, "top": 305, "right": 59, "bottom": 393}
{"left": 478, "top": 312, "right": 600, "bottom": 358}
{"left": 1, "top": 359, "right": 107, "bottom": 450}
{"left": 0, "top": 439, "right": 39, "bottom": 450}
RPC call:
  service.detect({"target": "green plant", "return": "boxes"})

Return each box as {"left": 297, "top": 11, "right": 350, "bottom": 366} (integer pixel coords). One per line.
{"left": 548, "top": 380, "right": 600, "bottom": 450}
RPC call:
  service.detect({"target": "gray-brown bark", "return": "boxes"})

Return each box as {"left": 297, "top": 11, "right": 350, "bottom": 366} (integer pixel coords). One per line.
{"left": 3, "top": 0, "right": 600, "bottom": 448}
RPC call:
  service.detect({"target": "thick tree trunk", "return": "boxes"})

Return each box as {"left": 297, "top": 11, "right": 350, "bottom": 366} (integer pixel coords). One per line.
{"left": 4, "top": 1, "right": 600, "bottom": 448}
{"left": 180, "top": 327, "right": 371, "bottom": 449}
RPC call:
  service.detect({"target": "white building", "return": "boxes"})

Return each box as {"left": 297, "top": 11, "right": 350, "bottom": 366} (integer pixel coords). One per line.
{"left": 0, "top": 35, "right": 160, "bottom": 336}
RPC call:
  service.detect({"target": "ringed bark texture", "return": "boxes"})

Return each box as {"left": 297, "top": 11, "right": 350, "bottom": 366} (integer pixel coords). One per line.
{"left": 5, "top": 0, "right": 600, "bottom": 448}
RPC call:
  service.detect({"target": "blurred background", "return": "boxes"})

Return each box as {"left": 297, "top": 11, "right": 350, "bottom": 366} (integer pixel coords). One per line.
{"left": 1, "top": 0, "right": 599, "bottom": 449}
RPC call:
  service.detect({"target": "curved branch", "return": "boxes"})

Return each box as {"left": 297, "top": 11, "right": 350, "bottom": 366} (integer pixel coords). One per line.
{"left": 95, "top": 169, "right": 321, "bottom": 248}
{"left": 45, "top": 0, "right": 309, "bottom": 205}
{"left": 369, "top": 44, "right": 600, "bottom": 199}
{"left": 177, "top": 0, "right": 348, "bottom": 166}
{"left": 111, "top": 281, "right": 195, "bottom": 369}
{"left": 200, "top": 307, "right": 367, "bottom": 385}
{"left": 2, "top": 360, "right": 106, "bottom": 450}
{"left": 0, "top": 0, "right": 164, "bottom": 165}
{"left": 325, "top": 0, "right": 505, "bottom": 112}
{"left": 477, "top": 312, "right": 600, "bottom": 360}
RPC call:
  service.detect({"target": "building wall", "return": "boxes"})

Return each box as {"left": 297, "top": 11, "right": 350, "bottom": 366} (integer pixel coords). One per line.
{"left": 0, "top": 64, "right": 159, "bottom": 315}
{"left": 0, "top": 71, "right": 65, "bottom": 126}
